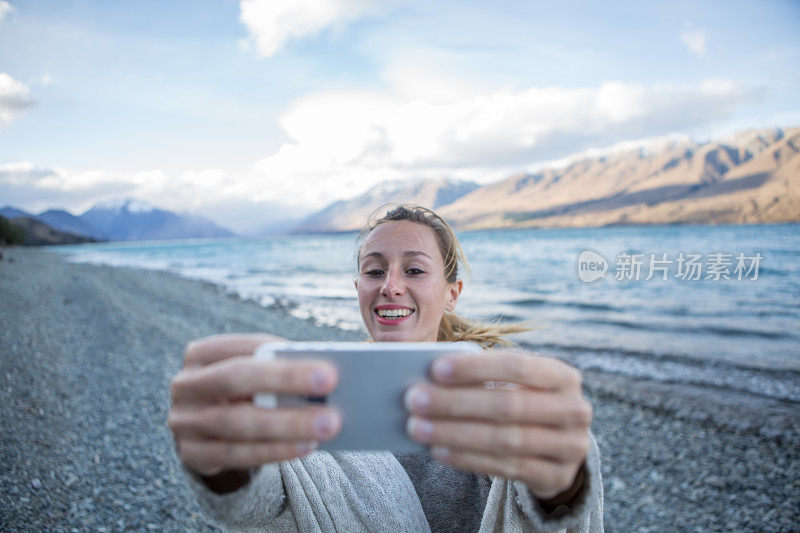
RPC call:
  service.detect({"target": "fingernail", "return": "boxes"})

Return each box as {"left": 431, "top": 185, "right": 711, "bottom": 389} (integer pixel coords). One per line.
{"left": 432, "top": 359, "right": 453, "bottom": 381}
{"left": 404, "top": 386, "right": 430, "bottom": 412}
{"left": 431, "top": 446, "right": 450, "bottom": 460}
{"left": 314, "top": 412, "right": 337, "bottom": 438}
{"left": 406, "top": 416, "right": 434, "bottom": 441}
{"left": 310, "top": 369, "right": 330, "bottom": 393}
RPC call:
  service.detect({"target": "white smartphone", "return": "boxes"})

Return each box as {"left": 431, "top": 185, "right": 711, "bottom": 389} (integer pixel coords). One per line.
{"left": 253, "top": 341, "right": 482, "bottom": 452}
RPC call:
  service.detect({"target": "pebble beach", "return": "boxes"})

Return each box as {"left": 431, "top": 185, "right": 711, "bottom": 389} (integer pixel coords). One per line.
{"left": 1, "top": 247, "right": 798, "bottom": 532}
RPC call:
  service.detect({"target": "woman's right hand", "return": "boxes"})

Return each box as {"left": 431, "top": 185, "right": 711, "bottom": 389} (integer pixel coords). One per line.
{"left": 168, "top": 334, "right": 341, "bottom": 477}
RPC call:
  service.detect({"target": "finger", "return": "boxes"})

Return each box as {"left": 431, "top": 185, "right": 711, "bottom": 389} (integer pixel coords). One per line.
{"left": 171, "top": 357, "right": 337, "bottom": 405}
{"left": 184, "top": 334, "right": 286, "bottom": 368}
{"left": 179, "top": 438, "right": 317, "bottom": 474}
{"left": 406, "top": 416, "right": 590, "bottom": 463}
{"left": 405, "top": 385, "right": 593, "bottom": 427}
{"left": 169, "top": 405, "right": 341, "bottom": 441}
{"left": 431, "top": 351, "right": 582, "bottom": 391}
{"left": 430, "top": 447, "right": 580, "bottom": 500}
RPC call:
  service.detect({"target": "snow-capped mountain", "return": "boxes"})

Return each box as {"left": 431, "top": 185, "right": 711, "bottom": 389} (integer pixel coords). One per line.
{"left": 79, "top": 198, "right": 235, "bottom": 241}
{"left": 91, "top": 198, "right": 157, "bottom": 214}
{"left": 2, "top": 199, "right": 236, "bottom": 241}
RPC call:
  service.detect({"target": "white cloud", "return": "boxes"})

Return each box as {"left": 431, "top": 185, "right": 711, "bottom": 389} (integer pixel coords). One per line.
{"left": 0, "top": 73, "right": 36, "bottom": 129}
{"left": 0, "top": 162, "right": 309, "bottom": 233}
{"left": 239, "top": 0, "right": 380, "bottom": 58}
{"left": 0, "top": 162, "right": 129, "bottom": 194}
{"left": 249, "top": 76, "right": 760, "bottom": 207}
{"left": 0, "top": 1, "right": 12, "bottom": 25}
{"left": 681, "top": 29, "right": 708, "bottom": 57}
{"left": 1, "top": 74, "right": 761, "bottom": 222}
{"left": 0, "top": 162, "right": 136, "bottom": 213}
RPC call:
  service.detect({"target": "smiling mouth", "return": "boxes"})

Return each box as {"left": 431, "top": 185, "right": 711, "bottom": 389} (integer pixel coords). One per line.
{"left": 375, "top": 308, "right": 414, "bottom": 320}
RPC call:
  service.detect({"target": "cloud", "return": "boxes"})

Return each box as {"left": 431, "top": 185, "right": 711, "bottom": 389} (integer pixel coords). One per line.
{"left": 0, "top": 1, "right": 12, "bottom": 25}
{"left": 0, "top": 162, "right": 309, "bottom": 233}
{"left": 0, "top": 163, "right": 227, "bottom": 210}
{"left": 250, "top": 75, "right": 761, "bottom": 207}
{"left": 239, "top": 0, "right": 379, "bottom": 57}
{"left": 3, "top": 74, "right": 761, "bottom": 220}
{"left": 0, "top": 161, "right": 56, "bottom": 185}
{"left": 0, "top": 73, "right": 36, "bottom": 129}
{"left": 0, "top": 162, "right": 137, "bottom": 213}
{"left": 681, "top": 29, "right": 708, "bottom": 57}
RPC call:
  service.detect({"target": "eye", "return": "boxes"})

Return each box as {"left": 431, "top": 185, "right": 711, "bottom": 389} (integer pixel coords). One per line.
{"left": 364, "top": 269, "right": 384, "bottom": 277}
{"left": 406, "top": 268, "right": 424, "bottom": 276}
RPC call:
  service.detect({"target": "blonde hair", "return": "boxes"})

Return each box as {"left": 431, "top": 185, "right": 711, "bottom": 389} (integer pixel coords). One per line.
{"left": 357, "top": 204, "right": 530, "bottom": 348}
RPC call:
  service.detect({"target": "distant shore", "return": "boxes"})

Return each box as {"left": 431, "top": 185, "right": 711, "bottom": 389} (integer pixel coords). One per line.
{"left": 0, "top": 247, "right": 797, "bottom": 531}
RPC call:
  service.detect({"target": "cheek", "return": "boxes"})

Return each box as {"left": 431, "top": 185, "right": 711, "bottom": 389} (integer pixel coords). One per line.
{"left": 416, "top": 280, "right": 450, "bottom": 313}
{"left": 356, "top": 285, "right": 369, "bottom": 307}
{"left": 356, "top": 280, "right": 377, "bottom": 310}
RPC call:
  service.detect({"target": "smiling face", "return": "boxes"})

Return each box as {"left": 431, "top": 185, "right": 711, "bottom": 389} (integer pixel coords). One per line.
{"left": 356, "top": 221, "right": 462, "bottom": 342}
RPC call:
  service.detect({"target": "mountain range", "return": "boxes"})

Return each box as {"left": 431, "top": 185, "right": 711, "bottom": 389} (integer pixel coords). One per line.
{"left": 0, "top": 199, "right": 234, "bottom": 243}
{"left": 290, "top": 178, "right": 480, "bottom": 233}
{"left": 0, "top": 214, "right": 97, "bottom": 246}
{"left": 438, "top": 126, "right": 799, "bottom": 229}
{"left": 294, "top": 126, "right": 799, "bottom": 232}
{"left": 3, "top": 126, "right": 797, "bottom": 243}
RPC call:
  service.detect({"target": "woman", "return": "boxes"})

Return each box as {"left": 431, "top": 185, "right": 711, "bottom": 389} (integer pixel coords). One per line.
{"left": 168, "top": 205, "right": 603, "bottom": 532}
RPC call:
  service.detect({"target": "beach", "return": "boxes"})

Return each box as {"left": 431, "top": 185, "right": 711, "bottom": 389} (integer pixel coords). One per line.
{"left": 0, "top": 247, "right": 797, "bottom": 532}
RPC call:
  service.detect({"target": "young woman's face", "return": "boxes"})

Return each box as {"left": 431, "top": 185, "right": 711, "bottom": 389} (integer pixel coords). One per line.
{"left": 356, "top": 221, "right": 462, "bottom": 342}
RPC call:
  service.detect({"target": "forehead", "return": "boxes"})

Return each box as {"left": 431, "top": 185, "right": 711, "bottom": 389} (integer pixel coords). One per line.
{"left": 360, "top": 221, "right": 441, "bottom": 259}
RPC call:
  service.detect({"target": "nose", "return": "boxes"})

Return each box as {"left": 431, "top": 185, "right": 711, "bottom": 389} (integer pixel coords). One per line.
{"left": 381, "top": 269, "right": 406, "bottom": 297}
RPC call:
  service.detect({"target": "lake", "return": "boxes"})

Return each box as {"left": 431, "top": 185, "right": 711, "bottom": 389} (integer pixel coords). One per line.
{"left": 52, "top": 223, "right": 800, "bottom": 406}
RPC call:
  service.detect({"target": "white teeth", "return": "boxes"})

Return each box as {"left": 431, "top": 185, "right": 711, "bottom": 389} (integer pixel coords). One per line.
{"left": 376, "top": 308, "right": 412, "bottom": 318}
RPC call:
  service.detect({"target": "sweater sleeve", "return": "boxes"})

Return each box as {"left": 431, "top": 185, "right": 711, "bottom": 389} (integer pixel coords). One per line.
{"left": 477, "top": 431, "right": 603, "bottom": 533}
{"left": 182, "top": 463, "right": 289, "bottom": 532}
{"left": 511, "top": 432, "right": 604, "bottom": 532}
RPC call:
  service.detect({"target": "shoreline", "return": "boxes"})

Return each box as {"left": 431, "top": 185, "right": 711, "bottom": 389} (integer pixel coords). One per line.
{"left": 56, "top": 244, "right": 799, "bottom": 443}
{"left": 1, "top": 247, "right": 797, "bottom": 531}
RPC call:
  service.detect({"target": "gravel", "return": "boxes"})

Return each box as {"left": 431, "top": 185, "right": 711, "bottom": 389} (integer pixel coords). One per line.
{"left": 1, "top": 247, "right": 797, "bottom": 532}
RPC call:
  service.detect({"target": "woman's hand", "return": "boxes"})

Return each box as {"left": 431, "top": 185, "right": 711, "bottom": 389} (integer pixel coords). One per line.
{"left": 404, "top": 349, "right": 592, "bottom": 501}
{"left": 168, "top": 334, "right": 341, "bottom": 477}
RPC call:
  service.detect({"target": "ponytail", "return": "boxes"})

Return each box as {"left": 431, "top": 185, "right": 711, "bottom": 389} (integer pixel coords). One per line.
{"left": 438, "top": 312, "right": 530, "bottom": 348}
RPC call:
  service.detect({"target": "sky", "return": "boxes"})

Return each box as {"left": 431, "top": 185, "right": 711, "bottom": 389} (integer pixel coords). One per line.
{"left": 1, "top": 0, "right": 799, "bottom": 233}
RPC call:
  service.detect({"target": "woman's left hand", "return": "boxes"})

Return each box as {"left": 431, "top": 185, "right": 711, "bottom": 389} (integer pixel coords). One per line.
{"left": 404, "top": 349, "right": 592, "bottom": 501}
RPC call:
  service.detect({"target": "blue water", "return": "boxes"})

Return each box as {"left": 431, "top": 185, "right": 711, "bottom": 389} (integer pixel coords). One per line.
{"left": 51, "top": 224, "right": 800, "bottom": 404}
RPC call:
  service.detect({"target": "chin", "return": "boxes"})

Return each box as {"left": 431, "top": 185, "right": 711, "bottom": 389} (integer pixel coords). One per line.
{"left": 370, "top": 328, "right": 433, "bottom": 343}
{"left": 372, "top": 331, "right": 410, "bottom": 343}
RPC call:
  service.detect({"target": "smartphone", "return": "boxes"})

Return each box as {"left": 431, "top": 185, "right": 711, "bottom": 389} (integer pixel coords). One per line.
{"left": 253, "top": 341, "right": 482, "bottom": 452}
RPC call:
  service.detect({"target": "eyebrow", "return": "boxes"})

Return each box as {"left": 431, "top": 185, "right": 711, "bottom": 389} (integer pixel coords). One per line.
{"left": 360, "top": 251, "right": 433, "bottom": 261}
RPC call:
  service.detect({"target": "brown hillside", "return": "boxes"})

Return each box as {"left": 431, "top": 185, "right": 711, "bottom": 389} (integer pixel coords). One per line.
{"left": 439, "top": 127, "right": 799, "bottom": 228}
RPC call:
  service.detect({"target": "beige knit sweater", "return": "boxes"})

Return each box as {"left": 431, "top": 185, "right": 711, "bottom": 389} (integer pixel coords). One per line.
{"left": 184, "top": 434, "right": 603, "bottom": 532}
